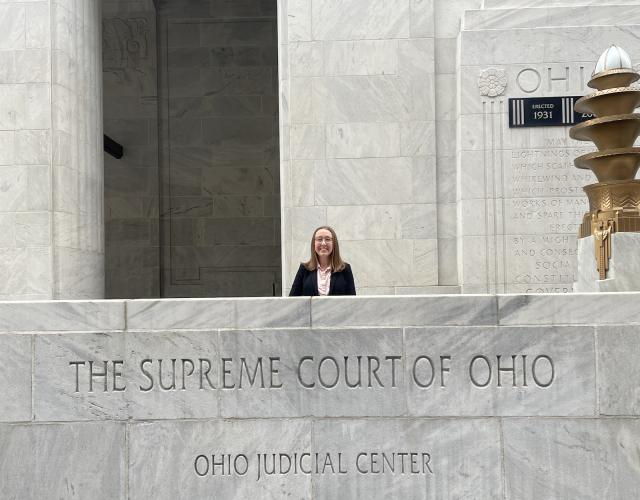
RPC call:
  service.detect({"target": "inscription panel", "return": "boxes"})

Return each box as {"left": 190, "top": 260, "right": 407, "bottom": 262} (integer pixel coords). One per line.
{"left": 129, "top": 419, "right": 502, "bottom": 500}
{"left": 32, "top": 326, "right": 598, "bottom": 420}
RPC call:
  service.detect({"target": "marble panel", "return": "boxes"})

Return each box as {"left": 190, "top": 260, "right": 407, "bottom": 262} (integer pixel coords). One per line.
{"left": 312, "top": 76, "right": 412, "bottom": 123}
{"left": 0, "top": 214, "right": 14, "bottom": 247}
{"left": 411, "top": 156, "right": 437, "bottom": 204}
{"left": 324, "top": 40, "right": 398, "bottom": 76}
{"left": 53, "top": 248, "right": 106, "bottom": 300}
{"left": 127, "top": 297, "right": 310, "bottom": 330}
{"left": 0, "top": 422, "right": 124, "bottom": 499}
{"left": 313, "top": 418, "right": 501, "bottom": 499}
{"left": 406, "top": 326, "right": 595, "bottom": 416}
{"left": 219, "top": 328, "right": 405, "bottom": 417}
{"left": 289, "top": 76, "right": 316, "bottom": 124}
{"left": 290, "top": 123, "right": 325, "bottom": 160}
{"left": 311, "top": 295, "right": 497, "bottom": 327}
{"left": 25, "top": 3, "right": 50, "bottom": 49}
{"left": 340, "top": 239, "right": 413, "bottom": 287}
{"left": 498, "top": 293, "right": 640, "bottom": 325}
{"left": 597, "top": 325, "right": 640, "bottom": 416}
{"left": 0, "top": 166, "right": 27, "bottom": 212}
{"left": 437, "top": 238, "right": 458, "bottom": 285}
{"left": 129, "top": 420, "right": 311, "bottom": 498}
{"left": 315, "top": 157, "right": 412, "bottom": 205}
{"left": 286, "top": 0, "right": 312, "bottom": 41}
{"left": 465, "top": 6, "right": 640, "bottom": 30}
{"left": 398, "top": 38, "right": 434, "bottom": 76}
{"left": 0, "top": 4, "right": 26, "bottom": 50}
{"left": 15, "top": 129, "right": 51, "bottom": 165}
{"left": 460, "top": 26, "right": 640, "bottom": 66}
{"left": 0, "top": 131, "right": 15, "bottom": 165}
{"left": 23, "top": 82, "right": 51, "bottom": 129}
{"left": 0, "top": 334, "right": 31, "bottom": 422}
{"left": 326, "top": 122, "right": 401, "bottom": 159}
{"left": 289, "top": 206, "right": 326, "bottom": 240}
{"left": 327, "top": 205, "right": 402, "bottom": 240}
{"left": 14, "top": 212, "right": 49, "bottom": 246}
{"left": 437, "top": 202, "right": 456, "bottom": 239}
{"left": 412, "top": 238, "right": 438, "bottom": 285}
{"left": 503, "top": 418, "right": 640, "bottom": 499}
{"left": 400, "top": 121, "right": 435, "bottom": 156}
{"left": 401, "top": 204, "right": 436, "bottom": 239}
{"left": 434, "top": 0, "right": 481, "bottom": 37}
{"left": 0, "top": 247, "right": 50, "bottom": 297}
{"left": 0, "top": 300, "right": 124, "bottom": 333}
{"left": 435, "top": 74, "right": 455, "bottom": 121}
{"left": 410, "top": 0, "right": 435, "bottom": 37}
{"left": 289, "top": 41, "right": 323, "bottom": 76}
{"left": 312, "top": 0, "right": 410, "bottom": 40}
{"left": 14, "top": 47, "right": 50, "bottom": 83}
{"left": 434, "top": 37, "right": 456, "bottom": 74}
{"left": 290, "top": 160, "right": 316, "bottom": 206}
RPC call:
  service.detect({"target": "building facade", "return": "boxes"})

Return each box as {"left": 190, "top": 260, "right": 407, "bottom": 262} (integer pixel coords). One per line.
{"left": 1, "top": 0, "right": 640, "bottom": 300}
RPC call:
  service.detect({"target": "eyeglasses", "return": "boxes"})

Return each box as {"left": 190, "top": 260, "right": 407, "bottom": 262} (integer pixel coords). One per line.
{"left": 314, "top": 237, "right": 333, "bottom": 243}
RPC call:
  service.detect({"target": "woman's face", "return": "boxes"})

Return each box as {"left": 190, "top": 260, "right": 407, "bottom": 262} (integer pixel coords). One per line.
{"left": 314, "top": 228, "right": 334, "bottom": 262}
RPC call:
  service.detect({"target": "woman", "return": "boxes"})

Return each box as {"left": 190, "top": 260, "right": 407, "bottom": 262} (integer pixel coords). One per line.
{"left": 289, "top": 226, "right": 356, "bottom": 296}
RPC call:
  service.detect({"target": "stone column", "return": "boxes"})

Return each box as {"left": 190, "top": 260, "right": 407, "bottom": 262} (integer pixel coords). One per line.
{"left": 0, "top": 0, "right": 104, "bottom": 300}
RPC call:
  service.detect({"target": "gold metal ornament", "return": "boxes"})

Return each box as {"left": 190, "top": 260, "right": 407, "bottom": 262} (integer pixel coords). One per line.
{"left": 570, "top": 47, "right": 640, "bottom": 280}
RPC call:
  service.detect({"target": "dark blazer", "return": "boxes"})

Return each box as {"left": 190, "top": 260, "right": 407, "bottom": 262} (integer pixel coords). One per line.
{"left": 289, "top": 263, "right": 356, "bottom": 296}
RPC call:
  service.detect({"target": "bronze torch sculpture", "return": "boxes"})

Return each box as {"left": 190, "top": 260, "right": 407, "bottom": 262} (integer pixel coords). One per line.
{"left": 570, "top": 45, "right": 640, "bottom": 280}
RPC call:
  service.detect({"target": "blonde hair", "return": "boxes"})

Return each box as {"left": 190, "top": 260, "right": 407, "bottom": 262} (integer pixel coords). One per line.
{"left": 303, "top": 226, "right": 346, "bottom": 272}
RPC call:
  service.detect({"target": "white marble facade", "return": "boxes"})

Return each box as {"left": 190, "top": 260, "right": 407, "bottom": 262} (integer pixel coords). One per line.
{"left": 279, "top": 0, "right": 441, "bottom": 295}
{"left": 457, "top": 5, "right": 640, "bottom": 293}
{"left": 0, "top": 0, "right": 104, "bottom": 300}
{"left": 3, "top": 0, "right": 640, "bottom": 298}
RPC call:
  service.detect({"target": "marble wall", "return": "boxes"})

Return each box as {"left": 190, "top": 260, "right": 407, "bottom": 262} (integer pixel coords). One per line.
{"left": 3, "top": 293, "right": 640, "bottom": 497}
{"left": 0, "top": 0, "right": 103, "bottom": 300}
{"left": 457, "top": 7, "right": 640, "bottom": 293}
{"left": 279, "top": 0, "right": 442, "bottom": 295}
{"left": 103, "top": 0, "right": 160, "bottom": 298}
{"left": 157, "top": 0, "right": 281, "bottom": 298}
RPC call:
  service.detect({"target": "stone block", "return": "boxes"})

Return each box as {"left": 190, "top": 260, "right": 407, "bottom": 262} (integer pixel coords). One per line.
{"left": 219, "top": 328, "right": 406, "bottom": 417}
{"left": 597, "top": 325, "right": 640, "bottom": 416}
{"left": 311, "top": 295, "right": 497, "bottom": 327}
{"left": 312, "top": 75, "right": 412, "bottom": 123}
{"left": 315, "top": 157, "right": 413, "bottom": 205}
{"left": 405, "top": 326, "right": 595, "bottom": 416}
{"left": 0, "top": 334, "right": 31, "bottom": 422}
{"left": 498, "top": 294, "right": 640, "bottom": 325}
{"left": 126, "top": 297, "right": 311, "bottom": 330}
{"left": 503, "top": 418, "right": 640, "bottom": 499}
{"left": 312, "top": 0, "right": 410, "bottom": 40}
{"left": 129, "top": 420, "right": 311, "bottom": 499}
{"left": 328, "top": 205, "right": 402, "bottom": 240}
{"left": 0, "top": 300, "right": 124, "bottom": 333}
{"left": 312, "top": 418, "right": 501, "bottom": 499}
{"left": 410, "top": 0, "right": 435, "bottom": 37}
{"left": 324, "top": 40, "right": 398, "bottom": 76}
{"left": 0, "top": 422, "right": 125, "bottom": 499}
{"left": 326, "top": 122, "right": 401, "bottom": 159}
